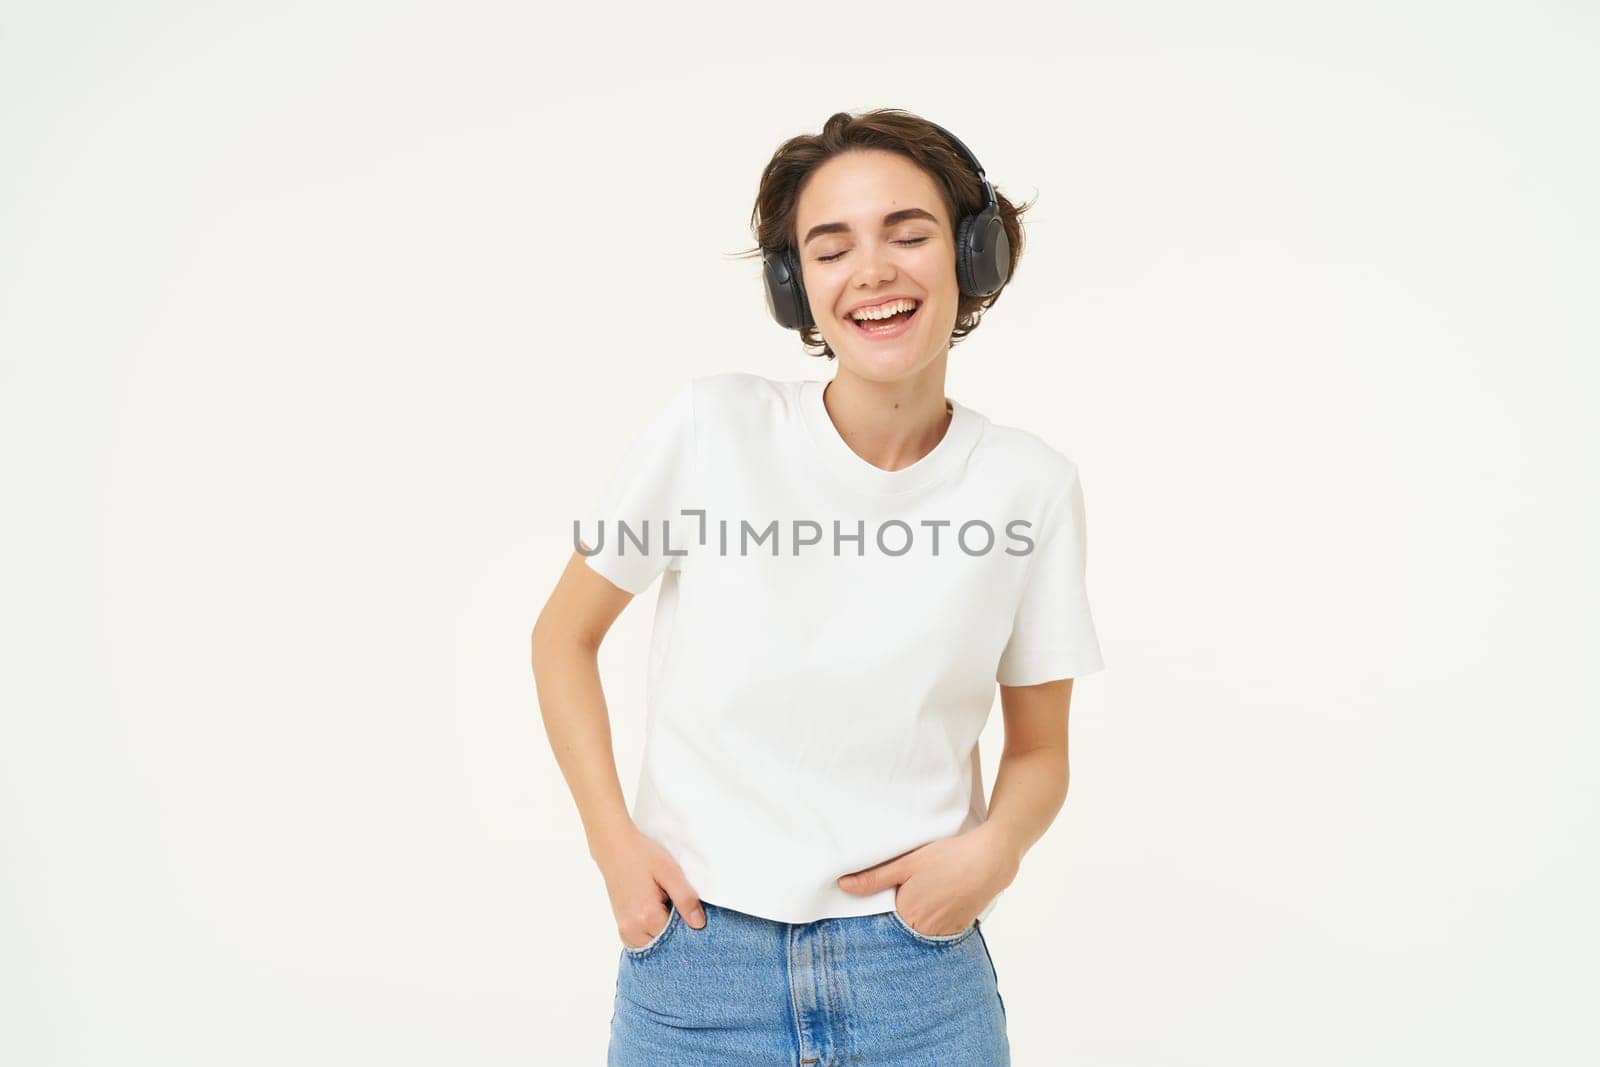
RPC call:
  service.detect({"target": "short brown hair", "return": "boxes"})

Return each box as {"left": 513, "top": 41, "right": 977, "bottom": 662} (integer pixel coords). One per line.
{"left": 736, "top": 108, "right": 1033, "bottom": 361}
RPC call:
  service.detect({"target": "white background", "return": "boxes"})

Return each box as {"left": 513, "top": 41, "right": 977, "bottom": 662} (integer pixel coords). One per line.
{"left": 3, "top": 2, "right": 1596, "bottom": 1064}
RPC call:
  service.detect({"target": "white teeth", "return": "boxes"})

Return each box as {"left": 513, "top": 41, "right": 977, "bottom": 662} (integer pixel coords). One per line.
{"left": 848, "top": 298, "right": 918, "bottom": 322}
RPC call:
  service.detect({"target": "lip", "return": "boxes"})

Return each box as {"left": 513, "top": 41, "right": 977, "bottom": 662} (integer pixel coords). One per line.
{"left": 843, "top": 295, "right": 921, "bottom": 316}
{"left": 845, "top": 300, "right": 921, "bottom": 341}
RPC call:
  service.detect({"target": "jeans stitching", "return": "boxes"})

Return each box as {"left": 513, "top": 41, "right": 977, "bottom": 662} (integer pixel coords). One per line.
{"left": 888, "top": 907, "right": 978, "bottom": 947}
{"left": 622, "top": 902, "right": 679, "bottom": 958}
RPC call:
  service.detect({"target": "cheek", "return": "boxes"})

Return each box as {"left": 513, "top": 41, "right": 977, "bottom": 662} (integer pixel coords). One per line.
{"left": 803, "top": 263, "right": 844, "bottom": 300}
{"left": 908, "top": 245, "right": 957, "bottom": 291}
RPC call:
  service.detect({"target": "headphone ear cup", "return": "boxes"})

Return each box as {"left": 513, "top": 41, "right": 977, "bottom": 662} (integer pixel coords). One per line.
{"left": 762, "top": 247, "right": 814, "bottom": 330}
{"left": 960, "top": 207, "right": 1010, "bottom": 297}
{"left": 976, "top": 213, "right": 1011, "bottom": 295}
{"left": 787, "top": 247, "right": 814, "bottom": 330}
{"left": 954, "top": 213, "right": 978, "bottom": 297}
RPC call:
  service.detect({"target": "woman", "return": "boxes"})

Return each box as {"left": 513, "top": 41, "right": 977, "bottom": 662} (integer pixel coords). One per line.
{"left": 531, "top": 108, "right": 1105, "bottom": 1065}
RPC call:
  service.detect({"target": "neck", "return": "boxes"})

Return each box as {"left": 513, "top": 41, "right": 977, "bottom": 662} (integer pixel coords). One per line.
{"left": 821, "top": 359, "right": 954, "bottom": 474}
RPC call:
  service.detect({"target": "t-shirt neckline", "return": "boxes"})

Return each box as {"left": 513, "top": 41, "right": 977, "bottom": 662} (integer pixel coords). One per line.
{"left": 799, "top": 377, "right": 984, "bottom": 496}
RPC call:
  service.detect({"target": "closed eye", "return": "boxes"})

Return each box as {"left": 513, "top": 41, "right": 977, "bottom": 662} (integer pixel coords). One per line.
{"left": 817, "top": 236, "right": 929, "bottom": 264}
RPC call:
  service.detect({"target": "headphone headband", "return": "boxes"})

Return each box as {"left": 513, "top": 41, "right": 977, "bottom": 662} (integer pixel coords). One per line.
{"left": 922, "top": 119, "right": 997, "bottom": 213}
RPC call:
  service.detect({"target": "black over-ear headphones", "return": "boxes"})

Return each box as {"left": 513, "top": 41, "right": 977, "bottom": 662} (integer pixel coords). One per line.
{"left": 761, "top": 120, "right": 1012, "bottom": 331}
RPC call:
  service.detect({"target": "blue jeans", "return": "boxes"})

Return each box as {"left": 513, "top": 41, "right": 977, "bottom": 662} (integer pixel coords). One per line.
{"left": 609, "top": 900, "right": 1010, "bottom": 1065}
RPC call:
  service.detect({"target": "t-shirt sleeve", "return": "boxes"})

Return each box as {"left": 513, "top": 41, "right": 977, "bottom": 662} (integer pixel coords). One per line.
{"left": 995, "top": 465, "right": 1106, "bottom": 686}
{"left": 577, "top": 380, "right": 699, "bottom": 596}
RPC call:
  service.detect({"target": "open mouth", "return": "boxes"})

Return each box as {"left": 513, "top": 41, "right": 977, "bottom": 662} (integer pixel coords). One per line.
{"left": 846, "top": 299, "right": 921, "bottom": 339}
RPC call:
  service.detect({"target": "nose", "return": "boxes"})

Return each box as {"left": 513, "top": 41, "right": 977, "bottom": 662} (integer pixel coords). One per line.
{"left": 851, "top": 239, "right": 897, "bottom": 289}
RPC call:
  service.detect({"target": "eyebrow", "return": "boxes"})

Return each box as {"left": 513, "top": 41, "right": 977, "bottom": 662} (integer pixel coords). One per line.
{"left": 802, "top": 207, "right": 940, "bottom": 246}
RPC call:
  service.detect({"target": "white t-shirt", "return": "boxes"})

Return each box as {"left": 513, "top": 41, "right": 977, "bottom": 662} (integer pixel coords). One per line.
{"left": 578, "top": 372, "right": 1104, "bottom": 924}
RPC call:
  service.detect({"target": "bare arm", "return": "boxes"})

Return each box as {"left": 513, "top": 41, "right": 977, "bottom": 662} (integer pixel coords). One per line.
{"left": 530, "top": 547, "right": 707, "bottom": 944}
{"left": 973, "top": 678, "right": 1074, "bottom": 870}
{"left": 530, "top": 547, "right": 635, "bottom": 857}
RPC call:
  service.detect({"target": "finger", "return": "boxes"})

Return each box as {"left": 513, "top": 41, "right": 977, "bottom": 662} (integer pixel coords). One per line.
{"left": 663, "top": 877, "right": 706, "bottom": 929}
{"left": 626, "top": 892, "right": 673, "bottom": 945}
{"left": 840, "top": 858, "right": 900, "bottom": 893}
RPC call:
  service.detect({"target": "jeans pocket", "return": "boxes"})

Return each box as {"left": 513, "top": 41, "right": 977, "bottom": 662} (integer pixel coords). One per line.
{"left": 889, "top": 905, "right": 978, "bottom": 947}
{"left": 621, "top": 901, "right": 680, "bottom": 959}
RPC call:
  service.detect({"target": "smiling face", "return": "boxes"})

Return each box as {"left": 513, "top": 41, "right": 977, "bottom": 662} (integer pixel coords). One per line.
{"left": 793, "top": 149, "right": 960, "bottom": 380}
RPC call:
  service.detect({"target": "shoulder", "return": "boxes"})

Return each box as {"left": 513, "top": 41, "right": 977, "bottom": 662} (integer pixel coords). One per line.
{"left": 636, "top": 372, "right": 777, "bottom": 429}
{"left": 687, "top": 371, "right": 789, "bottom": 406}
{"left": 968, "top": 408, "right": 1083, "bottom": 499}
{"left": 682, "top": 371, "right": 802, "bottom": 429}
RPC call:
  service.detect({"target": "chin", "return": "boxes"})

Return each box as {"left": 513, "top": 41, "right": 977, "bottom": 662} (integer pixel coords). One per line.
{"left": 836, "top": 347, "right": 938, "bottom": 381}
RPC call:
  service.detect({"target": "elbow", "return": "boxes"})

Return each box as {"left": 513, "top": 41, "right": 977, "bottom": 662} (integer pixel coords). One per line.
{"left": 530, "top": 610, "right": 600, "bottom": 672}
{"left": 530, "top": 610, "right": 558, "bottom": 673}
{"left": 530, "top": 613, "right": 561, "bottom": 671}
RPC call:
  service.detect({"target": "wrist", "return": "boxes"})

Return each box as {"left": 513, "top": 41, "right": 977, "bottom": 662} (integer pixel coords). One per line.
{"left": 972, "top": 821, "right": 1024, "bottom": 885}
{"left": 586, "top": 814, "right": 639, "bottom": 865}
